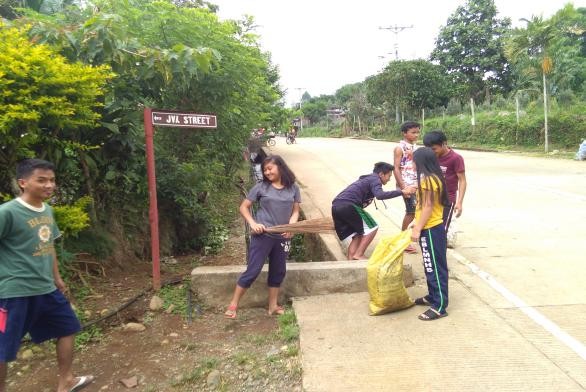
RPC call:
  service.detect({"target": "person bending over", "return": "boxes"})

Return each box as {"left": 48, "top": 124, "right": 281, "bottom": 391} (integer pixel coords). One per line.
{"left": 332, "top": 162, "right": 414, "bottom": 260}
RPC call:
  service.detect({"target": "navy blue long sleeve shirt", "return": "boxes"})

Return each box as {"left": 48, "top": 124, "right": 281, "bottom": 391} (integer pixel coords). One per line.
{"left": 332, "top": 173, "right": 402, "bottom": 208}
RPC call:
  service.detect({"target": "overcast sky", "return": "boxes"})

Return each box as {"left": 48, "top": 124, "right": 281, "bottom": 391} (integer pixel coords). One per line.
{"left": 212, "top": 0, "right": 585, "bottom": 105}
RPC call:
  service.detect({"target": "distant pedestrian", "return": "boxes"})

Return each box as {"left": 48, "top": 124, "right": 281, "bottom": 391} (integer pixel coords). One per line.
{"left": 423, "top": 130, "right": 467, "bottom": 247}
{"left": 410, "top": 148, "right": 450, "bottom": 321}
{"left": 225, "top": 155, "right": 300, "bottom": 319}
{"left": 393, "top": 121, "right": 420, "bottom": 253}
{"left": 0, "top": 159, "right": 94, "bottom": 392}
{"left": 332, "top": 162, "right": 414, "bottom": 260}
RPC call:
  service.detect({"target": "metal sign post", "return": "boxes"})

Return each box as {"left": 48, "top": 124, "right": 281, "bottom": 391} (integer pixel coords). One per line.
{"left": 144, "top": 108, "right": 218, "bottom": 290}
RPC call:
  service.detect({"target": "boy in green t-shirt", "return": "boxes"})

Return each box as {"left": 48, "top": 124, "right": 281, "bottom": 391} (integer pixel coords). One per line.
{"left": 0, "top": 159, "right": 94, "bottom": 392}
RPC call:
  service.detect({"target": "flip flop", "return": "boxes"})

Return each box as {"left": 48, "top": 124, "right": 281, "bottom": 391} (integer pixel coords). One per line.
{"left": 414, "top": 297, "right": 431, "bottom": 306}
{"left": 69, "top": 375, "right": 95, "bottom": 392}
{"left": 418, "top": 308, "right": 448, "bottom": 321}
{"left": 224, "top": 305, "right": 237, "bottom": 319}
{"left": 268, "top": 305, "right": 285, "bottom": 316}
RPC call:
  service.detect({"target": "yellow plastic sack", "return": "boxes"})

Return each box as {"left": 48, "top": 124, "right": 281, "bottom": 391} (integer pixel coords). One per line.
{"left": 367, "top": 230, "right": 414, "bottom": 315}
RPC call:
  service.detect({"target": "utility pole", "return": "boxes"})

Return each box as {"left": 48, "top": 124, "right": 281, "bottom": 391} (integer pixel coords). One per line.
{"left": 295, "top": 87, "right": 306, "bottom": 133}
{"left": 378, "top": 24, "right": 414, "bottom": 60}
{"left": 379, "top": 24, "right": 414, "bottom": 123}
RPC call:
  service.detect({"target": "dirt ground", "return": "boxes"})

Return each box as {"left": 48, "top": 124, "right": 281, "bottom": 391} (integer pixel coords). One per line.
{"left": 11, "top": 221, "right": 302, "bottom": 392}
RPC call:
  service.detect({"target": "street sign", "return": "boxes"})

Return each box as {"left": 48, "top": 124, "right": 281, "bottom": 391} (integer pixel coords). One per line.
{"left": 144, "top": 108, "right": 218, "bottom": 291}
{"left": 151, "top": 111, "right": 217, "bottom": 128}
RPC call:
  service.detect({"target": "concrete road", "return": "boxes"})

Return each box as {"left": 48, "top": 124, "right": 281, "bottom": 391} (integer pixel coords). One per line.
{"left": 270, "top": 137, "right": 586, "bottom": 391}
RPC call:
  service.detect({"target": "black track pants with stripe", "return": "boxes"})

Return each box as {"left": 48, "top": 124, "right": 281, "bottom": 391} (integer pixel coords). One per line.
{"left": 419, "top": 223, "right": 449, "bottom": 314}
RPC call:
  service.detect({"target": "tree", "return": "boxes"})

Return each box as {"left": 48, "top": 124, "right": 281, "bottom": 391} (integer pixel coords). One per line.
{"left": 301, "top": 95, "right": 334, "bottom": 124}
{"left": 366, "top": 60, "right": 451, "bottom": 117}
{"left": 0, "top": 0, "right": 79, "bottom": 18}
{"left": 431, "top": 0, "right": 512, "bottom": 101}
{"left": 6, "top": 0, "right": 286, "bottom": 257}
{"left": 334, "top": 83, "right": 362, "bottom": 108}
{"left": 506, "top": 5, "right": 586, "bottom": 152}
{"left": 172, "top": 0, "right": 218, "bottom": 12}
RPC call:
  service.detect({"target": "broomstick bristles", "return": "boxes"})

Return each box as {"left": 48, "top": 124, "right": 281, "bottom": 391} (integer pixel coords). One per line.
{"left": 264, "top": 217, "right": 335, "bottom": 234}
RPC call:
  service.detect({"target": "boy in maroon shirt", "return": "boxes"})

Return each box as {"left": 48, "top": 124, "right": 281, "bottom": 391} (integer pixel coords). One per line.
{"left": 423, "top": 131, "right": 467, "bottom": 245}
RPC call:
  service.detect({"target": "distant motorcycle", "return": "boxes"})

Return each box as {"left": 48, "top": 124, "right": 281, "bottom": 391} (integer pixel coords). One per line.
{"left": 286, "top": 132, "right": 296, "bottom": 144}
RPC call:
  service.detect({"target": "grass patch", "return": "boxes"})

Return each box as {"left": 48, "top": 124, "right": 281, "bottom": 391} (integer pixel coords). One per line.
{"left": 278, "top": 310, "right": 300, "bottom": 342}
{"left": 285, "top": 345, "right": 299, "bottom": 357}
{"left": 74, "top": 325, "right": 103, "bottom": 348}
{"left": 171, "top": 356, "right": 220, "bottom": 387}
{"left": 252, "top": 367, "right": 269, "bottom": 380}
{"left": 241, "top": 332, "right": 278, "bottom": 346}
{"left": 72, "top": 305, "right": 103, "bottom": 349}
{"left": 158, "top": 280, "right": 189, "bottom": 315}
{"left": 266, "top": 354, "right": 281, "bottom": 364}
{"left": 299, "top": 126, "right": 342, "bottom": 138}
{"left": 232, "top": 351, "right": 254, "bottom": 365}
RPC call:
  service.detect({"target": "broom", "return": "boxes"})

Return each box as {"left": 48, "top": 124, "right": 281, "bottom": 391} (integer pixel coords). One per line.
{"left": 264, "top": 217, "right": 335, "bottom": 234}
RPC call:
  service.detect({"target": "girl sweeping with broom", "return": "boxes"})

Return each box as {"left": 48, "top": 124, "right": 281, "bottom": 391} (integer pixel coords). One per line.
{"left": 225, "top": 155, "right": 300, "bottom": 319}
{"left": 410, "top": 147, "right": 450, "bottom": 321}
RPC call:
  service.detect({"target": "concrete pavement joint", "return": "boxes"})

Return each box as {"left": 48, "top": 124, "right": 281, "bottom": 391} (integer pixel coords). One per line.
{"left": 451, "top": 273, "right": 586, "bottom": 390}
{"left": 450, "top": 250, "right": 586, "bottom": 361}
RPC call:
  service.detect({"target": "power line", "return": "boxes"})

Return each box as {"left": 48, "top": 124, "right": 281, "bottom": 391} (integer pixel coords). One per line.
{"left": 378, "top": 25, "right": 414, "bottom": 123}
{"left": 378, "top": 24, "right": 414, "bottom": 60}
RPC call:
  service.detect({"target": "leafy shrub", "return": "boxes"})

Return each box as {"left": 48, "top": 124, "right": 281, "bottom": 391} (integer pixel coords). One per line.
{"left": 289, "top": 234, "right": 306, "bottom": 262}
{"left": 425, "top": 103, "right": 586, "bottom": 148}
{"left": 53, "top": 196, "right": 92, "bottom": 238}
{"left": 65, "top": 227, "right": 116, "bottom": 260}
{"left": 198, "top": 218, "right": 230, "bottom": 255}
{"left": 299, "top": 126, "right": 342, "bottom": 138}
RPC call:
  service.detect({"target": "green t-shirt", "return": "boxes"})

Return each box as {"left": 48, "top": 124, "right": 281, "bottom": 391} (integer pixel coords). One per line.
{"left": 0, "top": 198, "right": 61, "bottom": 298}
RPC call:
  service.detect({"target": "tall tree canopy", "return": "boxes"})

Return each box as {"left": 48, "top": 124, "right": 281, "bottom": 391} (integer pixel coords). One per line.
{"left": 431, "top": 0, "right": 512, "bottom": 100}
{"left": 506, "top": 5, "right": 586, "bottom": 98}
{"left": 366, "top": 60, "right": 451, "bottom": 114}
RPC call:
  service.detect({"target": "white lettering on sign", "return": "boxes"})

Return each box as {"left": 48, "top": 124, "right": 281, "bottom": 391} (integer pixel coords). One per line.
{"left": 151, "top": 111, "right": 217, "bottom": 129}
{"left": 166, "top": 115, "right": 181, "bottom": 124}
{"left": 183, "top": 116, "right": 210, "bottom": 125}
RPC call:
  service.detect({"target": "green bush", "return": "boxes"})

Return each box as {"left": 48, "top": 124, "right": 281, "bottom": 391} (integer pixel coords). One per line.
{"left": 425, "top": 103, "right": 586, "bottom": 149}
{"left": 65, "top": 227, "right": 116, "bottom": 260}
{"left": 299, "top": 126, "right": 342, "bottom": 138}
{"left": 52, "top": 196, "right": 92, "bottom": 238}
{"left": 289, "top": 234, "right": 306, "bottom": 262}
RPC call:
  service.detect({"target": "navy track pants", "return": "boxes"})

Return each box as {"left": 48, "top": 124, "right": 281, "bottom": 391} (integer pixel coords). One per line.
{"left": 419, "top": 223, "right": 449, "bottom": 314}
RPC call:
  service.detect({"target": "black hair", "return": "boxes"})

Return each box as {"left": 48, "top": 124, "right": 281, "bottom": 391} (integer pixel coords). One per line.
{"left": 400, "top": 121, "right": 421, "bottom": 133}
{"left": 423, "top": 130, "right": 447, "bottom": 147}
{"left": 413, "top": 147, "right": 449, "bottom": 208}
{"left": 16, "top": 158, "right": 55, "bottom": 180}
{"left": 261, "top": 155, "right": 296, "bottom": 188}
{"left": 250, "top": 148, "right": 267, "bottom": 164}
{"left": 373, "top": 162, "right": 394, "bottom": 174}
